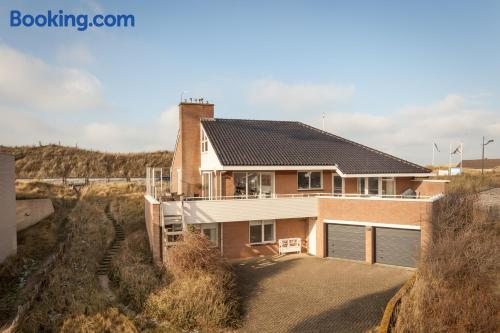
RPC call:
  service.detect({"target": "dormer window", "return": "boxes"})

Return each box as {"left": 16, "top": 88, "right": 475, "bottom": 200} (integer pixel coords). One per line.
{"left": 201, "top": 128, "right": 208, "bottom": 153}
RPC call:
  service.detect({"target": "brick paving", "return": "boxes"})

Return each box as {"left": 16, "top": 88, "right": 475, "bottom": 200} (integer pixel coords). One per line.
{"left": 233, "top": 254, "right": 413, "bottom": 333}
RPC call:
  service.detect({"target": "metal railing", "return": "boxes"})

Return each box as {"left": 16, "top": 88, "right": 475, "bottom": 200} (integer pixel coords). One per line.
{"left": 182, "top": 192, "right": 434, "bottom": 201}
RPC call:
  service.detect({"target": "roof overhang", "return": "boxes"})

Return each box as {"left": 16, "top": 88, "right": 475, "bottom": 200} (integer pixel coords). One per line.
{"left": 338, "top": 172, "right": 433, "bottom": 178}
{"left": 218, "top": 165, "right": 339, "bottom": 171}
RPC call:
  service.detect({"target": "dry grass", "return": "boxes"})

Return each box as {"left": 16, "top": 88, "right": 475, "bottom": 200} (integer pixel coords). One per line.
{"left": 108, "top": 185, "right": 167, "bottom": 312}
{"left": 60, "top": 307, "right": 138, "bottom": 333}
{"left": 0, "top": 144, "right": 172, "bottom": 178}
{"left": 394, "top": 181, "right": 499, "bottom": 332}
{"left": 144, "top": 232, "right": 240, "bottom": 332}
{"left": 0, "top": 182, "right": 78, "bottom": 325}
{"left": 3, "top": 182, "right": 239, "bottom": 332}
{"left": 16, "top": 185, "right": 115, "bottom": 332}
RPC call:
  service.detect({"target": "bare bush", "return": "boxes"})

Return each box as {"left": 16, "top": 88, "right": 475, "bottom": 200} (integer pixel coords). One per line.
{"left": 144, "top": 232, "right": 240, "bottom": 332}
{"left": 395, "top": 188, "right": 499, "bottom": 333}
{"left": 60, "top": 307, "right": 138, "bottom": 333}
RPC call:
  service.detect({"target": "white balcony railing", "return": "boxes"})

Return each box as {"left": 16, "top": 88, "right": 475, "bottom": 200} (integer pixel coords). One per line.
{"left": 162, "top": 192, "right": 442, "bottom": 225}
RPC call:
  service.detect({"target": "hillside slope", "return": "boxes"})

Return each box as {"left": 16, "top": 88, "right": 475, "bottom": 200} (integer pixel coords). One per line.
{"left": 0, "top": 145, "right": 173, "bottom": 178}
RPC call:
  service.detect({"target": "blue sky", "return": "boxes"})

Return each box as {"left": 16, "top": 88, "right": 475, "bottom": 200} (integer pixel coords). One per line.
{"left": 0, "top": 0, "right": 499, "bottom": 165}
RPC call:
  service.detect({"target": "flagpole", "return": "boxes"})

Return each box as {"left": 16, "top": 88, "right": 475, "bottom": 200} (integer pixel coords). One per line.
{"left": 432, "top": 143, "right": 435, "bottom": 167}
{"left": 448, "top": 143, "right": 452, "bottom": 175}
{"left": 460, "top": 142, "right": 463, "bottom": 173}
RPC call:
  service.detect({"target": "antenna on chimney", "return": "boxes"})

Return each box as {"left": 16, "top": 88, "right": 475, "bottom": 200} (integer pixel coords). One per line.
{"left": 180, "top": 90, "right": 188, "bottom": 103}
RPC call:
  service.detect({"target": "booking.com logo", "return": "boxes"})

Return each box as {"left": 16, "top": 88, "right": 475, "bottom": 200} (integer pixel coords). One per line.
{"left": 10, "top": 10, "right": 135, "bottom": 31}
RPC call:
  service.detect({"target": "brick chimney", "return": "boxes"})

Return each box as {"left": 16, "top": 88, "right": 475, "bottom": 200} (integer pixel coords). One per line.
{"left": 171, "top": 101, "right": 214, "bottom": 196}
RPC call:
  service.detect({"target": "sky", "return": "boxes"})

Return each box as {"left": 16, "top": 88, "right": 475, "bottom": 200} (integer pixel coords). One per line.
{"left": 0, "top": 0, "right": 499, "bottom": 165}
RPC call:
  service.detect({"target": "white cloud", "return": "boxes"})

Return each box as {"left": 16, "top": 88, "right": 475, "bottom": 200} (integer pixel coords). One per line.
{"left": 310, "top": 94, "right": 500, "bottom": 165}
{"left": 0, "top": 44, "right": 105, "bottom": 112}
{"left": 79, "top": 105, "right": 179, "bottom": 152}
{"left": 57, "top": 44, "right": 95, "bottom": 66}
{"left": 0, "top": 104, "right": 179, "bottom": 152}
{"left": 248, "top": 79, "right": 355, "bottom": 113}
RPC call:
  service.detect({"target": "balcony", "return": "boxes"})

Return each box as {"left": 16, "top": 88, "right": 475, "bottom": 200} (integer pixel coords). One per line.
{"left": 161, "top": 193, "right": 442, "bottom": 225}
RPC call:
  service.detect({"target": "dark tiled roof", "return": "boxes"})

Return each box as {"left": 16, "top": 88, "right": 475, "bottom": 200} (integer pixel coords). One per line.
{"left": 201, "top": 118, "right": 431, "bottom": 175}
{"left": 461, "top": 159, "right": 500, "bottom": 169}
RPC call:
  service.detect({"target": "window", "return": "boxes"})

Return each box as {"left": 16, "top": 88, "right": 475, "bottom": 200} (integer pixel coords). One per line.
{"left": 298, "top": 171, "right": 322, "bottom": 190}
{"left": 382, "top": 177, "right": 396, "bottom": 196}
{"left": 201, "top": 129, "right": 208, "bottom": 153}
{"left": 358, "top": 177, "right": 366, "bottom": 194}
{"left": 200, "top": 223, "right": 218, "bottom": 245}
{"left": 249, "top": 220, "right": 275, "bottom": 244}
{"left": 358, "top": 177, "right": 381, "bottom": 195}
{"left": 333, "top": 175, "right": 343, "bottom": 194}
{"left": 233, "top": 172, "right": 275, "bottom": 198}
{"left": 368, "top": 177, "right": 379, "bottom": 195}
{"left": 202, "top": 172, "right": 212, "bottom": 198}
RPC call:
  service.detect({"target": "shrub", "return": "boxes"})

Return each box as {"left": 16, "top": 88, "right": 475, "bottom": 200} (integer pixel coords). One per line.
{"left": 395, "top": 188, "right": 499, "bottom": 332}
{"left": 144, "top": 232, "right": 240, "bottom": 332}
{"left": 60, "top": 308, "right": 138, "bottom": 333}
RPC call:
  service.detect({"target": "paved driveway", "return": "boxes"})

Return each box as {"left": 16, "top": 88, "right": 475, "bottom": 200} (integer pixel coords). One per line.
{"left": 233, "top": 254, "right": 413, "bottom": 333}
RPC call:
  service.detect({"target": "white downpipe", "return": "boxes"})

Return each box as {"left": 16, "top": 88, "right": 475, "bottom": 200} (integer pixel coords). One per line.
{"left": 220, "top": 223, "right": 224, "bottom": 256}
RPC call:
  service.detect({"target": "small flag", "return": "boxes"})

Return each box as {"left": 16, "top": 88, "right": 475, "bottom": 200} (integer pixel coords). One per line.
{"left": 451, "top": 146, "right": 461, "bottom": 155}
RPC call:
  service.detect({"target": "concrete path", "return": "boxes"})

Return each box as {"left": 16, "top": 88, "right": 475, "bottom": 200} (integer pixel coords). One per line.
{"left": 234, "top": 254, "right": 413, "bottom": 333}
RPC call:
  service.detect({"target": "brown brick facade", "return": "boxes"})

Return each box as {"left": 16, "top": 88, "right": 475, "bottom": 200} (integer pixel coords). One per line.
{"left": 170, "top": 103, "right": 214, "bottom": 196}
{"left": 222, "top": 218, "right": 308, "bottom": 258}
{"left": 315, "top": 196, "right": 440, "bottom": 261}
{"left": 144, "top": 195, "right": 162, "bottom": 263}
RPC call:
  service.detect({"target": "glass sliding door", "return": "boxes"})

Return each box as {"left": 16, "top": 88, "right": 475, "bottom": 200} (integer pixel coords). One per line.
{"left": 333, "top": 174, "right": 343, "bottom": 195}
{"left": 247, "top": 172, "right": 259, "bottom": 198}
{"left": 234, "top": 172, "right": 247, "bottom": 198}
{"left": 260, "top": 172, "right": 274, "bottom": 198}
{"left": 382, "top": 177, "right": 395, "bottom": 196}
{"left": 358, "top": 177, "right": 366, "bottom": 195}
{"left": 233, "top": 172, "right": 274, "bottom": 199}
{"left": 358, "top": 177, "right": 382, "bottom": 196}
{"left": 367, "top": 177, "right": 379, "bottom": 195}
{"left": 202, "top": 172, "right": 213, "bottom": 199}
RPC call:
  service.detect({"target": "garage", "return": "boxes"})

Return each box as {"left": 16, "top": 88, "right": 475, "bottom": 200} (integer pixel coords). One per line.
{"left": 375, "top": 227, "right": 420, "bottom": 267}
{"left": 327, "top": 224, "right": 365, "bottom": 261}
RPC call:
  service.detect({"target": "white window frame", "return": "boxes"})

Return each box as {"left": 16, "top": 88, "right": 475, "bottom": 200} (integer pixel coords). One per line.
{"left": 332, "top": 173, "right": 345, "bottom": 195}
{"left": 201, "top": 171, "right": 213, "bottom": 199}
{"left": 200, "top": 223, "right": 218, "bottom": 245}
{"left": 382, "top": 177, "right": 396, "bottom": 196}
{"left": 249, "top": 220, "right": 276, "bottom": 244}
{"left": 201, "top": 128, "right": 208, "bottom": 153}
{"left": 233, "top": 172, "right": 275, "bottom": 198}
{"left": 297, "top": 171, "right": 323, "bottom": 191}
{"left": 357, "top": 177, "right": 384, "bottom": 196}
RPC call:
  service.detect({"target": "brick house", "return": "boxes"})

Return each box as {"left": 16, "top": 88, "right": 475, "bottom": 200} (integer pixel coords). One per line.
{"left": 145, "top": 101, "right": 447, "bottom": 268}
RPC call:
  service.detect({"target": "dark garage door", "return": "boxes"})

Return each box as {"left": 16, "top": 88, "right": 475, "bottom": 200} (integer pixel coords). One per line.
{"left": 375, "top": 228, "right": 420, "bottom": 267}
{"left": 327, "top": 224, "right": 365, "bottom": 261}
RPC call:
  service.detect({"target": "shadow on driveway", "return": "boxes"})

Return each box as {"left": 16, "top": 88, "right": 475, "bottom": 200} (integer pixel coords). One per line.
{"left": 232, "top": 254, "right": 412, "bottom": 333}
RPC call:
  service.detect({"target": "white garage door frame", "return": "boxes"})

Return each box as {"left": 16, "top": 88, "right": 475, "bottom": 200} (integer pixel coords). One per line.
{"left": 323, "top": 219, "right": 421, "bottom": 231}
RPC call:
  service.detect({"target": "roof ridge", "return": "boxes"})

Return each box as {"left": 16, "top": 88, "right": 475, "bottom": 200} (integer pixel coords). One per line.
{"left": 202, "top": 118, "right": 299, "bottom": 123}
{"left": 296, "top": 122, "right": 430, "bottom": 172}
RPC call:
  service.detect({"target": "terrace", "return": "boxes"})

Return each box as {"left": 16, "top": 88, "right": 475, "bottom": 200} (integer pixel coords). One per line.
{"left": 161, "top": 192, "right": 442, "bottom": 225}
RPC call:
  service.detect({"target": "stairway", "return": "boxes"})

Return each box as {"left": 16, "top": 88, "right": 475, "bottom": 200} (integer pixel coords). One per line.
{"left": 97, "top": 205, "right": 125, "bottom": 276}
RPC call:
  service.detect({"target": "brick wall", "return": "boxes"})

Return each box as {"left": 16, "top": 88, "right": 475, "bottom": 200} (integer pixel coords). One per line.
{"left": 315, "top": 197, "right": 436, "bottom": 258}
{"left": 144, "top": 195, "right": 162, "bottom": 263}
{"left": 222, "top": 218, "right": 308, "bottom": 258}
{"left": 411, "top": 179, "right": 449, "bottom": 196}
{"left": 170, "top": 103, "right": 214, "bottom": 196}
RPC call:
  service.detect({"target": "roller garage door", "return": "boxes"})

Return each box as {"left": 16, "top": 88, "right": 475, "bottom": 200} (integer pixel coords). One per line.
{"left": 375, "top": 228, "right": 420, "bottom": 267}
{"left": 327, "top": 224, "right": 365, "bottom": 261}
